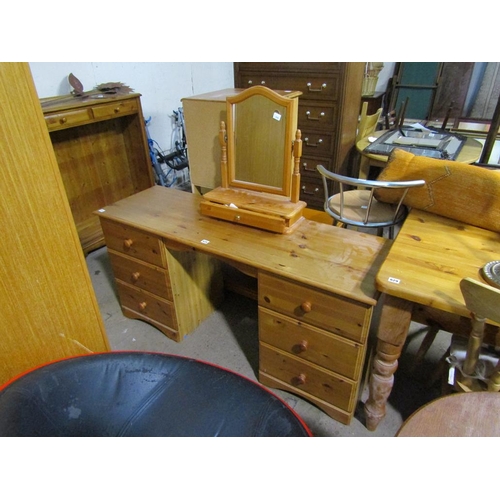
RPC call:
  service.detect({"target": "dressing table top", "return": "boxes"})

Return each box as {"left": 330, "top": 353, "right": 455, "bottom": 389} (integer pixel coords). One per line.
{"left": 97, "top": 186, "right": 391, "bottom": 306}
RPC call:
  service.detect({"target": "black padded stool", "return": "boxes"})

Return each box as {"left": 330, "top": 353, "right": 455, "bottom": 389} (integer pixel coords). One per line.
{"left": 0, "top": 352, "right": 311, "bottom": 437}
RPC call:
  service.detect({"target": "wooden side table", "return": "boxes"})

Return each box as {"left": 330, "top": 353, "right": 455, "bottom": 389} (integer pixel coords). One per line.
{"left": 397, "top": 392, "right": 500, "bottom": 437}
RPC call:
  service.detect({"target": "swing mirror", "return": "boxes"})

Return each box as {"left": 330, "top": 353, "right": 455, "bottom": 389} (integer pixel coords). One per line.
{"left": 200, "top": 85, "right": 306, "bottom": 234}
{"left": 226, "top": 87, "right": 295, "bottom": 195}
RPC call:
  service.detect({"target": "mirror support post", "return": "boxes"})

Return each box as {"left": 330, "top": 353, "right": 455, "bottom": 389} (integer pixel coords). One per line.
{"left": 219, "top": 121, "right": 228, "bottom": 188}
{"left": 291, "top": 130, "right": 302, "bottom": 203}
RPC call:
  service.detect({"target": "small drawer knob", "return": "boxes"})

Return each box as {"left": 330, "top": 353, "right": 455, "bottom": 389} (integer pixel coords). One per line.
{"left": 123, "top": 238, "right": 134, "bottom": 249}
{"left": 138, "top": 301, "right": 147, "bottom": 311}
{"left": 294, "top": 373, "right": 307, "bottom": 386}
{"left": 114, "top": 107, "right": 121, "bottom": 113}
{"left": 297, "top": 340, "right": 308, "bottom": 352}
{"left": 131, "top": 272, "right": 140, "bottom": 282}
{"left": 60, "top": 117, "right": 67, "bottom": 124}
{"left": 300, "top": 301, "right": 312, "bottom": 313}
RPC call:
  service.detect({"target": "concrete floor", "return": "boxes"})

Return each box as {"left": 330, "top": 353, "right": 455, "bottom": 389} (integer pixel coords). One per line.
{"left": 86, "top": 245, "right": 452, "bottom": 437}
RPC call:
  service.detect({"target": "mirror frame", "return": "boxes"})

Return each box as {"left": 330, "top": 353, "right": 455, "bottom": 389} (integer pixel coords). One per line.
{"left": 224, "top": 86, "right": 295, "bottom": 197}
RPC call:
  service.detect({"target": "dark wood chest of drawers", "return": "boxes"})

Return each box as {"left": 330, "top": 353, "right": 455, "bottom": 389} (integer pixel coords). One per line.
{"left": 234, "top": 63, "right": 364, "bottom": 209}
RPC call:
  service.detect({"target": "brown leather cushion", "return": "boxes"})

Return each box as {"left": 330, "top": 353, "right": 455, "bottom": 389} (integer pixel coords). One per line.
{"left": 375, "top": 148, "right": 500, "bottom": 232}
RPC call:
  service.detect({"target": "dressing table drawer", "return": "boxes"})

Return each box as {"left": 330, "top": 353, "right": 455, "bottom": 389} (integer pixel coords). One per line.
{"left": 100, "top": 219, "right": 166, "bottom": 267}
{"left": 258, "top": 272, "right": 371, "bottom": 344}
{"left": 115, "top": 281, "right": 178, "bottom": 332}
{"left": 107, "top": 250, "right": 173, "bottom": 301}
{"left": 259, "top": 308, "right": 364, "bottom": 380}
{"left": 259, "top": 343, "right": 357, "bottom": 413}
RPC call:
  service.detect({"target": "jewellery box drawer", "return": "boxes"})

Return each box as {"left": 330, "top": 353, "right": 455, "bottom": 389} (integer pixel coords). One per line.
{"left": 259, "top": 343, "right": 357, "bottom": 413}
{"left": 258, "top": 308, "right": 364, "bottom": 380}
{"left": 108, "top": 250, "right": 173, "bottom": 301}
{"left": 100, "top": 219, "right": 166, "bottom": 267}
{"left": 116, "top": 281, "right": 177, "bottom": 331}
{"left": 258, "top": 272, "right": 371, "bottom": 343}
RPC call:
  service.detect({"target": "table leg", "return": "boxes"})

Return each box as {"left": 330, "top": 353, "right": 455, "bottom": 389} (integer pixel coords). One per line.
{"left": 364, "top": 294, "right": 414, "bottom": 431}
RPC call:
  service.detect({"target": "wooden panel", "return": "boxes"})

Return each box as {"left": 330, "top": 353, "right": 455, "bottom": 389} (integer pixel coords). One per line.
{"left": 100, "top": 218, "right": 166, "bottom": 267}
{"left": 108, "top": 249, "right": 173, "bottom": 301}
{"left": 258, "top": 308, "right": 364, "bottom": 380}
{"left": 259, "top": 343, "right": 357, "bottom": 412}
{"left": 0, "top": 63, "right": 109, "bottom": 385}
{"left": 258, "top": 271, "right": 371, "bottom": 343}
{"left": 165, "top": 248, "right": 225, "bottom": 336}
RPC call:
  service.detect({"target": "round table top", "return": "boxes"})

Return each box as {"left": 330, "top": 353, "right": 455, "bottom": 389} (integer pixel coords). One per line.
{"left": 397, "top": 392, "right": 500, "bottom": 437}
{"left": 356, "top": 129, "right": 483, "bottom": 166}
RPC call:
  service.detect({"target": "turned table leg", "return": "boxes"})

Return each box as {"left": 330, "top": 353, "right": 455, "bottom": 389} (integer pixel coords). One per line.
{"left": 364, "top": 294, "right": 414, "bottom": 431}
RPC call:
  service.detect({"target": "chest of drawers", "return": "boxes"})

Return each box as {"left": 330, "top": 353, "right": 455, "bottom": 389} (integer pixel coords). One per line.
{"left": 234, "top": 63, "right": 365, "bottom": 209}
{"left": 99, "top": 217, "right": 224, "bottom": 342}
{"left": 258, "top": 271, "right": 372, "bottom": 425}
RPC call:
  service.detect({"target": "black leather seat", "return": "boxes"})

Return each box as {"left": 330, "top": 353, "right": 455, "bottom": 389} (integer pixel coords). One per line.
{"left": 0, "top": 352, "right": 311, "bottom": 437}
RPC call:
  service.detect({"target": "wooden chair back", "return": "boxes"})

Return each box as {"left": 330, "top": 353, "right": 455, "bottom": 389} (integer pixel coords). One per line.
{"left": 356, "top": 101, "right": 382, "bottom": 142}
{"left": 457, "top": 277, "right": 500, "bottom": 391}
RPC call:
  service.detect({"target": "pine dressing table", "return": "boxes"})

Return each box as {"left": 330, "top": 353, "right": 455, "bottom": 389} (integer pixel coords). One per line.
{"left": 96, "top": 186, "right": 391, "bottom": 425}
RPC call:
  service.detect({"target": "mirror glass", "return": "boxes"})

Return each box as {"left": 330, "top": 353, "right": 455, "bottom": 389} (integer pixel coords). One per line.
{"left": 226, "top": 88, "right": 293, "bottom": 196}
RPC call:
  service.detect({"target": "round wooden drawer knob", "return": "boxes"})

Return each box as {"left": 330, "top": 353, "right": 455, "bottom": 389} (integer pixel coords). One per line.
{"left": 294, "top": 373, "right": 307, "bottom": 386}
{"left": 131, "top": 272, "right": 140, "bottom": 282}
{"left": 297, "top": 340, "right": 308, "bottom": 352}
{"left": 138, "top": 301, "right": 147, "bottom": 311}
{"left": 123, "top": 238, "right": 134, "bottom": 249}
{"left": 300, "top": 301, "right": 312, "bottom": 313}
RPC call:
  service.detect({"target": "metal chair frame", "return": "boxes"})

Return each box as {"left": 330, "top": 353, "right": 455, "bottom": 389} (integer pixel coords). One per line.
{"left": 317, "top": 164, "right": 425, "bottom": 238}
